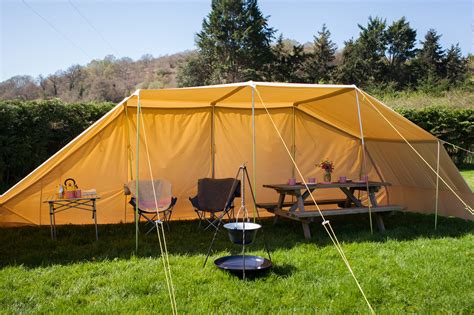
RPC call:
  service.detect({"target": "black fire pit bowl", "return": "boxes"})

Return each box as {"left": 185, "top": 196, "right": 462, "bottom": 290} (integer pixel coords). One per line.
{"left": 214, "top": 255, "right": 272, "bottom": 276}
{"left": 223, "top": 222, "right": 261, "bottom": 245}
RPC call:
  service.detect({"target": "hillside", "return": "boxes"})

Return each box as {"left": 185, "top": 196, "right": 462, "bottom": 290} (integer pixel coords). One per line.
{"left": 0, "top": 51, "right": 193, "bottom": 103}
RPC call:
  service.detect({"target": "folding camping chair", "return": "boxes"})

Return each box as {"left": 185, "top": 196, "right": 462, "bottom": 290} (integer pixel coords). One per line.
{"left": 125, "top": 179, "right": 177, "bottom": 233}
{"left": 189, "top": 178, "right": 241, "bottom": 230}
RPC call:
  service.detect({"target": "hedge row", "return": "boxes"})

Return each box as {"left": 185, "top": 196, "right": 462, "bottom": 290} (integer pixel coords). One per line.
{"left": 0, "top": 100, "right": 472, "bottom": 193}
{"left": 0, "top": 100, "right": 114, "bottom": 194}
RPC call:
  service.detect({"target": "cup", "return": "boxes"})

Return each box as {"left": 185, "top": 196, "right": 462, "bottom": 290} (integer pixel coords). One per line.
{"left": 339, "top": 176, "right": 347, "bottom": 183}
{"left": 361, "top": 175, "right": 369, "bottom": 183}
{"left": 308, "top": 177, "right": 316, "bottom": 184}
{"left": 65, "top": 190, "right": 75, "bottom": 199}
{"left": 288, "top": 178, "right": 297, "bottom": 185}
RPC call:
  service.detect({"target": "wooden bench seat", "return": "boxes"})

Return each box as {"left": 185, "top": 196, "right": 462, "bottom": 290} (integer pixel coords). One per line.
{"left": 274, "top": 205, "right": 404, "bottom": 220}
{"left": 256, "top": 199, "right": 347, "bottom": 212}
{"left": 275, "top": 205, "right": 404, "bottom": 233}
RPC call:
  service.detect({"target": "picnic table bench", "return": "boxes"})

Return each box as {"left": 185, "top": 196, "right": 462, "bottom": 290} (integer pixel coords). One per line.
{"left": 258, "top": 181, "right": 403, "bottom": 239}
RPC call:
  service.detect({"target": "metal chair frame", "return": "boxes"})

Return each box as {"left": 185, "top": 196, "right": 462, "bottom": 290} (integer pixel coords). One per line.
{"left": 189, "top": 178, "right": 241, "bottom": 230}
{"left": 129, "top": 196, "right": 177, "bottom": 233}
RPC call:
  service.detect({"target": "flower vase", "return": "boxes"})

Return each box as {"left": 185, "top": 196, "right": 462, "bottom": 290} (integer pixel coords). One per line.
{"left": 324, "top": 171, "right": 332, "bottom": 183}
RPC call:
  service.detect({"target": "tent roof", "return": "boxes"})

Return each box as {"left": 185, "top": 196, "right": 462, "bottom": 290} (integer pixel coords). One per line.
{"left": 0, "top": 82, "right": 437, "bottom": 206}
{"left": 125, "top": 81, "right": 356, "bottom": 108}
{"left": 124, "top": 81, "right": 435, "bottom": 142}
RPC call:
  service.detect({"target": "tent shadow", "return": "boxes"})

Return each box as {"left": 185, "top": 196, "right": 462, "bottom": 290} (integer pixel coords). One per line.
{"left": 0, "top": 212, "right": 472, "bottom": 269}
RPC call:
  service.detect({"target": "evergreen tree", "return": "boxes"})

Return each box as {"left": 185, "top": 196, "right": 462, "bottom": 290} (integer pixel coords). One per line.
{"left": 337, "top": 39, "right": 366, "bottom": 86}
{"left": 304, "top": 24, "right": 337, "bottom": 83}
{"left": 386, "top": 17, "right": 417, "bottom": 86}
{"left": 180, "top": 0, "right": 275, "bottom": 85}
{"left": 418, "top": 29, "right": 445, "bottom": 78}
{"left": 444, "top": 44, "right": 468, "bottom": 85}
{"left": 338, "top": 17, "right": 387, "bottom": 86}
{"left": 270, "top": 35, "right": 306, "bottom": 82}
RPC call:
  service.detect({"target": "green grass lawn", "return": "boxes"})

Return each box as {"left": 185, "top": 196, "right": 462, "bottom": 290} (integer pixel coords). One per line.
{"left": 0, "top": 171, "right": 472, "bottom": 313}
{"left": 1, "top": 210, "right": 473, "bottom": 313}
{"left": 461, "top": 169, "right": 474, "bottom": 190}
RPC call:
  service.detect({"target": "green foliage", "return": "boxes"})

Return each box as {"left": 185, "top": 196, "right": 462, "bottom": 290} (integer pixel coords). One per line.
{"left": 445, "top": 44, "right": 468, "bottom": 85}
{"left": 338, "top": 17, "right": 388, "bottom": 86}
{"left": 418, "top": 29, "right": 445, "bottom": 78}
{"left": 395, "top": 106, "right": 474, "bottom": 165}
{"left": 0, "top": 100, "right": 114, "bottom": 193}
{"left": 0, "top": 213, "right": 473, "bottom": 313}
{"left": 386, "top": 17, "right": 417, "bottom": 87}
{"left": 304, "top": 24, "right": 337, "bottom": 83}
{"left": 269, "top": 35, "right": 307, "bottom": 82}
{"left": 181, "top": 0, "right": 275, "bottom": 85}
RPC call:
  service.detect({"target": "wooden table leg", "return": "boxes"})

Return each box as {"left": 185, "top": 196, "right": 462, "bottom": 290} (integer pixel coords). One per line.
{"left": 296, "top": 193, "right": 311, "bottom": 239}
{"left": 274, "top": 193, "right": 286, "bottom": 224}
{"left": 302, "top": 220, "right": 311, "bottom": 239}
{"left": 49, "top": 202, "right": 55, "bottom": 240}
{"left": 93, "top": 199, "right": 98, "bottom": 241}
{"left": 368, "top": 190, "right": 385, "bottom": 232}
{"left": 374, "top": 213, "right": 385, "bottom": 232}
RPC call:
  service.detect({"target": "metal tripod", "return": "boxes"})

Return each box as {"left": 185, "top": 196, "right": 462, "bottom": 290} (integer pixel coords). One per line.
{"left": 203, "top": 163, "right": 272, "bottom": 278}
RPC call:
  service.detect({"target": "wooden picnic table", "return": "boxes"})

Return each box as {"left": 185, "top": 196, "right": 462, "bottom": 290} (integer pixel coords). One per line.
{"left": 259, "top": 181, "right": 402, "bottom": 239}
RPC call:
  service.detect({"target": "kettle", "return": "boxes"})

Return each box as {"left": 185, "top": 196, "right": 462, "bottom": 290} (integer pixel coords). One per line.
{"left": 64, "top": 178, "right": 78, "bottom": 191}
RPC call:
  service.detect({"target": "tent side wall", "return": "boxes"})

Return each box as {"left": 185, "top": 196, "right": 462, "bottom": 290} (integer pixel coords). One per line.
{"left": 366, "top": 140, "right": 473, "bottom": 220}
{"left": 0, "top": 104, "right": 128, "bottom": 226}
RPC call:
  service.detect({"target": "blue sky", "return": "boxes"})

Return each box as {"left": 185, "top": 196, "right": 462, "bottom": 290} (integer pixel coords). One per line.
{"left": 0, "top": 0, "right": 472, "bottom": 81}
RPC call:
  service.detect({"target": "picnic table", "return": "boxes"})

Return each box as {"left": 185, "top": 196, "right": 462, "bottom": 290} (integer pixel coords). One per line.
{"left": 258, "top": 181, "right": 402, "bottom": 239}
{"left": 44, "top": 195, "right": 100, "bottom": 240}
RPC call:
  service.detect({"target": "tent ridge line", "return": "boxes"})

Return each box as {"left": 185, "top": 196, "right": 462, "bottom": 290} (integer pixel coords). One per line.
{"left": 210, "top": 85, "right": 246, "bottom": 105}
{"left": 293, "top": 88, "right": 354, "bottom": 106}
{"left": 0, "top": 98, "right": 129, "bottom": 203}
{"left": 295, "top": 107, "right": 361, "bottom": 140}
{"left": 357, "top": 88, "right": 436, "bottom": 140}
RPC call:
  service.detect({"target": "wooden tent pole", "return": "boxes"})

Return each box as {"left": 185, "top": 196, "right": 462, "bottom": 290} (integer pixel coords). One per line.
{"left": 134, "top": 91, "right": 141, "bottom": 253}
{"left": 355, "top": 89, "right": 373, "bottom": 234}
{"left": 435, "top": 140, "right": 440, "bottom": 229}
{"left": 251, "top": 84, "right": 257, "bottom": 221}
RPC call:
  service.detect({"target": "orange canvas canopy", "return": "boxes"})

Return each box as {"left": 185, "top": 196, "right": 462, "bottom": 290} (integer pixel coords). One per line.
{"left": 1, "top": 81, "right": 472, "bottom": 226}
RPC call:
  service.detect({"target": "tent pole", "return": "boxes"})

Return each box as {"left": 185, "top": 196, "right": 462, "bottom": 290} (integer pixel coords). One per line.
{"left": 292, "top": 106, "right": 296, "bottom": 179}
{"left": 125, "top": 104, "right": 134, "bottom": 222}
{"left": 135, "top": 91, "right": 141, "bottom": 253}
{"left": 435, "top": 140, "right": 440, "bottom": 229}
{"left": 251, "top": 84, "right": 256, "bottom": 221}
{"left": 211, "top": 105, "right": 215, "bottom": 179}
{"left": 355, "top": 89, "right": 373, "bottom": 234}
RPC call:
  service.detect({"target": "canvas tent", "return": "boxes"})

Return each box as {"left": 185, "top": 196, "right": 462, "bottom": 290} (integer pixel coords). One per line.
{"left": 0, "top": 81, "right": 472, "bottom": 227}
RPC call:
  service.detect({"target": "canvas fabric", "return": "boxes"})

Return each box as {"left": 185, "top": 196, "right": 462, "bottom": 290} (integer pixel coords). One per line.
{"left": 1, "top": 82, "right": 472, "bottom": 226}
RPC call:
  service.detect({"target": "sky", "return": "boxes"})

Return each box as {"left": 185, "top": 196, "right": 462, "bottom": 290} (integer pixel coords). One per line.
{"left": 0, "top": 0, "right": 472, "bottom": 81}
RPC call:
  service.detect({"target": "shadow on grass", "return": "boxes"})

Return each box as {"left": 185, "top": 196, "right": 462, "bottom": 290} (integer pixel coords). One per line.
{"left": 0, "top": 212, "right": 472, "bottom": 268}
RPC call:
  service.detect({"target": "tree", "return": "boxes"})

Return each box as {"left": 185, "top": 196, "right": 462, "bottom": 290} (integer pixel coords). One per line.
{"left": 269, "top": 35, "right": 306, "bottom": 82}
{"left": 444, "top": 44, "right": 468, "bottom": 85}
{"left": 386, "top": 17, "right": 417, "bottom": 86}
{"left": 418, "top": 29, "right": 445, "bottom": 78}
{"left": 337, "top": 17, "right": 387, "bottom": 87}
{"left": 304, "top": 24, "right": 337, "bottom": 83}
{"left": 180, "top": 0, "right": 275, "bottom": 85}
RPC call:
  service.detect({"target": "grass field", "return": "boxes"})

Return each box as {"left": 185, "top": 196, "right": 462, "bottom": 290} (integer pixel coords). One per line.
{"left": 0, "top": 172, "right": 472, "bottom": 314}
{"left": 379, "top": 88, "right": 474, "bottom": 109}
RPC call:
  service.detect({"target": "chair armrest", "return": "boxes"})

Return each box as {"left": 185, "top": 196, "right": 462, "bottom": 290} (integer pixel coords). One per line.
{"left": 189, "top": 195, "right": 200, "bottom": 209}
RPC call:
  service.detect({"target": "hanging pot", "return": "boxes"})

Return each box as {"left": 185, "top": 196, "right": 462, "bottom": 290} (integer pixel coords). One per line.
{"left": 224, "top": 222, "right": 261, "bottom": 245}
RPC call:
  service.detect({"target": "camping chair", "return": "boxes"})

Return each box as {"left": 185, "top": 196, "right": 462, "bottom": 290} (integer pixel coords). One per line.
{"left": 124, "top": 179, "right": 177, "bottom": 233}
{"left": 189, "top": 178, "right": 241, "bottom": 230}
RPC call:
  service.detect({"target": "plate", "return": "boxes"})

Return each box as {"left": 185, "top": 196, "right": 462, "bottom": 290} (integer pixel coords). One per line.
{"left": 214, "top": 255, "right": 272, "bottom": 275}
